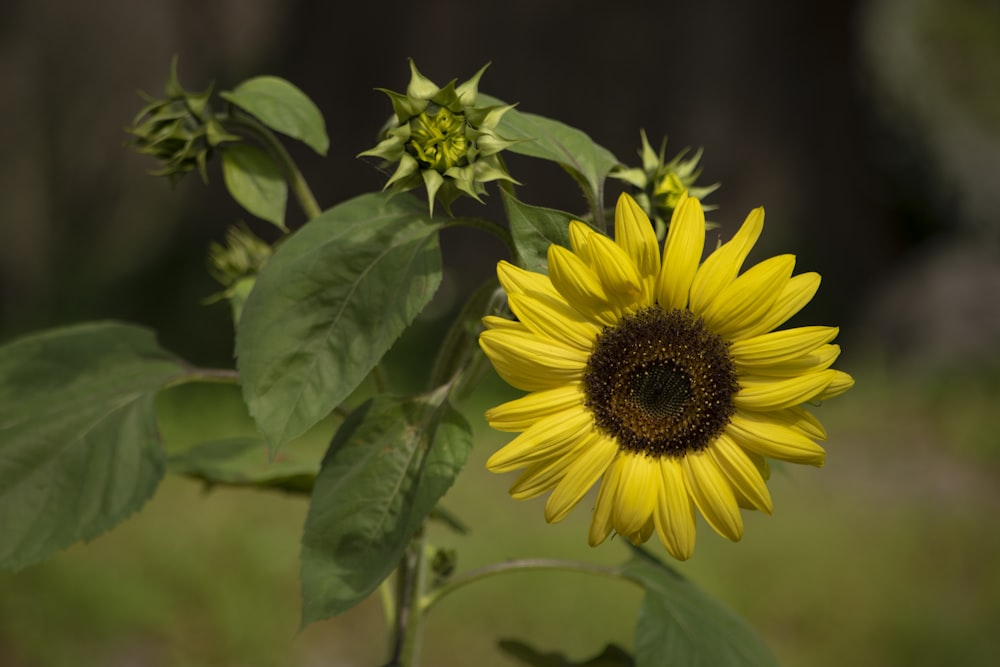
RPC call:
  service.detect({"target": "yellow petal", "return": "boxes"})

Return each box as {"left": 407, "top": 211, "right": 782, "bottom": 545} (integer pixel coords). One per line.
{"left": 628, "top": 517, "right": 655, "bottom": 546}
{"left": 507, "top": 292, "right": 601, "bottom": 351}
{"left": 654, "top": 457, "right": 697, "bottom": 560}
{"left": 486, "top": 406, "right": 594, "bottom": 473}
{"left": 698, "top": 254, "right": 796, "bottom": 340}
{"left": 726, "top": 411, "right": 826, "bottom": 466}
{"left": 485, "top": 383, "right": 586, "bottom": 432}
{"left": 481, "top": 315, "right": 528, "bottom": 332}
{"left": 769, "top": 405, "right": 828, "bottom": 440}
{"left": 569, "top": 221, "right": 645, "bottom": 310}
{"left": 479, "top": 329, "right": 588, "bottom": 392}
{"left": 815, "top": 370, "right": 855, "bottom": 400}
{"left": 544, "top": 434, "right": 618, "bottom": 523}
{"left": 508, "top": 458, "right": 568, "bottom": 499}
{"left": 683, "top": 451, "right": 743, "bottom": 542}
{"left": 689, "top": 206, "right": 764, "bottom": 314}
{"left": 588, "top": 455, "right": 625, "bottom": 546}
{"left": 708, "top": 435, "right": 772, "bottom": 514}
{"left": 739, "top": 271, "right": 821, "bottom": 339}
{"left": 509, "top": 431, "right": 600, "bottom": 499}
{"left": 612, "top": 454, "right": 658, "bottom": 536}
{"left": 496, "top": 260, "right": 562, "bottom": 300}
{"left": 743, "top": 344, "right": 840, "bottom": 377}
{"left": 734, "top": 369, "right": 837, "bottom": 411}
{"left": 655, "top": 193, "right": 705, "bottom": 310}
{"left": 729, "top": 326, "right": 839, "bottom": 367}
{"left": 615, "top": 193, "right": 660, "bottom": 303}
{"left": 547, "top": 245, "right": 620, "bottom": 326}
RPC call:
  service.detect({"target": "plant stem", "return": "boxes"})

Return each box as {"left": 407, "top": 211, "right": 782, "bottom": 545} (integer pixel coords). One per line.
{"left": 420, "top": 558, "right": 625, "bottom": 613}
{"left": 224, "top": 111, "right": 323, "bottom": 221}
{"left": 386, "top": 530, "right": 429, "bottom": 667}
{"left": 163, "top": 367, "right": 240, "bottom": 389}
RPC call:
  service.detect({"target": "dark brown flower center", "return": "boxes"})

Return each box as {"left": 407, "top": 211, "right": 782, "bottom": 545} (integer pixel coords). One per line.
{"left": 583, "top": 306, "right": 739, "bottom": 458}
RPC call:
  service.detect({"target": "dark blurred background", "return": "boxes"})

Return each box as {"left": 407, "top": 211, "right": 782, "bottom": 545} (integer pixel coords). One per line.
{"left": 4, "top": 0, "right": 998, "bottom": 372}
{"left": 2, "top": 0, "right": 999, "bottom": 665}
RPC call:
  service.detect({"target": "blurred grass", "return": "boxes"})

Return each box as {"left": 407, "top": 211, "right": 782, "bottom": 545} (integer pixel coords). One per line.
{"left": 2, "top": 359, "right": 999, "bottom": 666}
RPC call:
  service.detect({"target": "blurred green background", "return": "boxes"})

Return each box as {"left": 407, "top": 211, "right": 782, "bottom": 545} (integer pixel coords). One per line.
{"left": 2, "top": 0, "right": 1000, "bottom": 665}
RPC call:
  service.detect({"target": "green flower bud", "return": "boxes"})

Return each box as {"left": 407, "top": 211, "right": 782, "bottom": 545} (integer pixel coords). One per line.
{"left": 207, "top": 222, "right": 272, "bottom": 288}
{"left": 611, "top": 130, "right": 719, "bottom": 238}
{"left": 126, "top": 56, "right": 238, "bottom": 185}
{"left": 359, "top": 60, "right": 519, "bottom": 215}
{"left": 205, "top": 223, "right": 272, "bottom": 323}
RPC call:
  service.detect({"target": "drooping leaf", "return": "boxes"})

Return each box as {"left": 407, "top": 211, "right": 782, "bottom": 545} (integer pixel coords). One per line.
{"left": 479, "top": 94, "right": 620, "bottom": 214}
{"left": 236, "top": 192, "right": 442, "bottom": 451}
{"left": 157, "top": 381, "right": 329, "bottom": 494}
{"left": 0, "top": 322, "right": 186, "bottom": 571}
{"left": 221, "top": 76, "right": 329, "bottom": 155}
{"left": 220, "top": 143, "right": 288, "bottom": 230}
{"left": 499, "top": 640, "right": 634, "bottom": 666}
{"left": 623, "top": 547, "right": 780, "bottom": 667}
{"left": 300, "top": 388, "right": 472, "bottom": 625}
{"left": 501, "top": 190, "right": 575, "bottom": 273}
{"left": 167, "top": 438, "right": 319, "bottom": 494}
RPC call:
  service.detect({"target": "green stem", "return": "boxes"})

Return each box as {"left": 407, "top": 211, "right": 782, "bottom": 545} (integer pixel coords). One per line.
{"left": 420, "top": 558, "right": 626, "bottom": 613}
{"left": 388, "top": 530, "right": 429, "bottom": 667}
{"left": 224, "top": 111, "right": 323, "bottom": 221}
{"left": 379, "top": 576, "right": 397, "bottom": 645}
{"left": 164, "top": 367, "right": 240, "bottom": 389}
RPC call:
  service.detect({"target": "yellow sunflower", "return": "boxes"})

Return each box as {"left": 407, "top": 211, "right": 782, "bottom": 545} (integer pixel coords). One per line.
{"left": 479, "top": 192, "right": 853, "bottom": 560}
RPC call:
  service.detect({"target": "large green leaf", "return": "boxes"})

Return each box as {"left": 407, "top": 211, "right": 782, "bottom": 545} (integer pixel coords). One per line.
{"left": 300, "top": 388, "right": 472, "bottom": 625}
{"left": 236, "top": 192, "right": 442, "bottom": 451}
{"left": 0, "top": 322, "right": 186, "bottom": 571}
{"left": 221, "top": 76, "right": 329, "bottom": 155}
{"left": 623, "top": 548, "right": 779, "bottom": 667}
{"left": 479, "top": 93, "right": 620, "bottom": 212}
{"left": 502, "top": 190, "right": 574, "bottom": 273}
{"left": 220, "top": 143, "right": 288, "bottom": 230}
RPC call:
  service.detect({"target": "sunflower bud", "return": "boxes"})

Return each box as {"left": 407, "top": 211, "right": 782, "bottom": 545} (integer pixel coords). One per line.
{"left": 206, "top": 223, "right": 272, "bottom": 321}
{"left": 126, "top": 56, "right": 237, "bottom": 185}
{"left": 359, "top": 60, "right": 519, "bottom": 215}
{"left": 611, "top": 130, "right": 719, "bottom": 237}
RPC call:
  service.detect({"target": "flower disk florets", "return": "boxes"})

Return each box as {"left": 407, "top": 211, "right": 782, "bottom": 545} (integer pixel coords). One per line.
{"left": 359, "top": 60, "right": 519, "bottom": 215}
{"left": 584, "top": 307, "right": 739, "bottom": 458}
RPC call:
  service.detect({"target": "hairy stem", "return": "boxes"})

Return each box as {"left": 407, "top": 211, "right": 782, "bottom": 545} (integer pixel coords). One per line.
{"left": 224, "top": 111, "right": 323, "bottom": 221}
{"left": 420, "top": 558, "right": 626, "bottom": 612}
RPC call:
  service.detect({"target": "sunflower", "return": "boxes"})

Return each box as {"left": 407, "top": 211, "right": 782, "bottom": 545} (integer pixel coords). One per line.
{"left": 479, "top": 192, "right": 853, "bottom": 560}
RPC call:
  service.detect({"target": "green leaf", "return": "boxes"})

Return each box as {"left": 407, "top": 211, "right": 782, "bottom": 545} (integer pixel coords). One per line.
{"left": 221, "top": 76, "right": 329, "bottom": 155}
{"left": 622, "top": 548, "right": 780, "bottom": 667}
{"left": 0, "top": 322, "right": 186, "bottom": 571}
{"left": 479, "top": 94, "right": 620, "bottom": 211}
{"left": 300, "top": 388, "right": 472, "bottom": 624}
{"left": 501, "top": 190, "right": 575, "bottom": 273}
{"left": 499, "top": 640, "right": 634, "bottom": 666}
{"left": 220, "top": 144, "right": 288, "bottom": 230}
{"left": 236, "top": 192, "right": 442, "bottom": 451}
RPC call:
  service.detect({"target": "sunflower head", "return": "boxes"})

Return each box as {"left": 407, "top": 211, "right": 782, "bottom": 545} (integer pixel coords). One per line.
{"left": 479, "top": 192, "right": 853, "bottom": 560}
{"left": 358, "top": 59, "right": 519, "bottom": 215}
{"left": 610, "top": 131, "right": 719, "bottom": 238}
{"left": 126, "top": 56, "right": 237, "bottom": 185}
